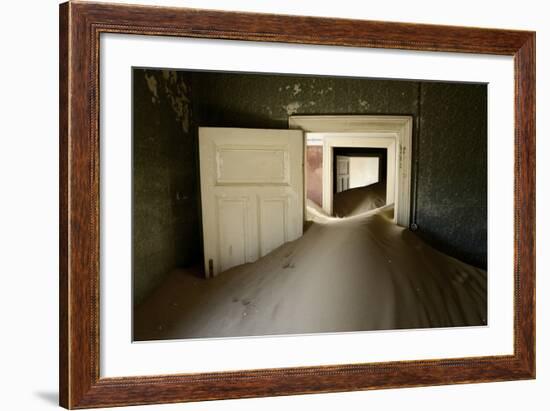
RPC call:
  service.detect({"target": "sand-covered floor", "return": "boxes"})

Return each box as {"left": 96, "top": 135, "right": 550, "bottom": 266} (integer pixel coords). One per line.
{"left": 134, "top": 205, "right": 487, "bottom": 341}
{"left": 333, "top": 182, "right": 386, "bottom": 217}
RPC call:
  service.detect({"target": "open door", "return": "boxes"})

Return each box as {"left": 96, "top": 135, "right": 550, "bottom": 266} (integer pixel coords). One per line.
{"left": 336, "top": 156, "right": 350, "bottom": 193}
{"left": 199, "top": 127, "right": 304, "bottom": 277}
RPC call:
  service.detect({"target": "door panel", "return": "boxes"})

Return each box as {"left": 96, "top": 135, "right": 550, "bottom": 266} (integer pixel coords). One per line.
{"left": 259, "top": 197, "right": 288, "bottom": 257}
{"left": 199, "top": 127, "right": 304, "bottom": 277}
{"left": 216, "top": 147, "right": 289, "bottom": 184}
{"left": 217, "top": 197, "right": 250, "bottom": 273}
{"left": 336, "top": 156, "right": 350, "bottom": 193}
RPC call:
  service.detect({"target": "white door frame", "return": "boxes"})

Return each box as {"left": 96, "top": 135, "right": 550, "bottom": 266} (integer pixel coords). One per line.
{"left": 289, "top": 115, "right": 412, "bottom": 227}
{"left": 319, "top": 133, "right": 395, "bottom": 217}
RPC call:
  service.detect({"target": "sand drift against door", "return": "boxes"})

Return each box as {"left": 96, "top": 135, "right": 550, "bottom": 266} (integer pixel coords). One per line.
{"left": 132, "top": 68, "right": 487, "bottom": 341}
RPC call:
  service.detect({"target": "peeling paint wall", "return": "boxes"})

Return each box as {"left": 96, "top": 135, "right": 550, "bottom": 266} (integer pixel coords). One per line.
{"left": 306, "top": 146, "right": 323, "bottom": 206}
{"left": 133, "top": 69, "right": 200, "bottom": 306}
{"left": 192, "top": 72, "right": 419, "bottom": 129}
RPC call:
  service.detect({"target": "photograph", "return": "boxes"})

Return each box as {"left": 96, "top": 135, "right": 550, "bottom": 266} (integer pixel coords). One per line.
{"left": 132, "top": 68, "right": 488, "bottom": 341}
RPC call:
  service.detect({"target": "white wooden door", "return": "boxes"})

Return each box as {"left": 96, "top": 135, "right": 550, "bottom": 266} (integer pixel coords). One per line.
{"left": 336, "top": 156, "right": 350, "bottom": 193}
{"left": 199, "top": 127, "right": 304, "bottom": 277}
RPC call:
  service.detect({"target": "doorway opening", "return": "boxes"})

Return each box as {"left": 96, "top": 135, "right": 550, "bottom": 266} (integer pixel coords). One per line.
{"left": 290, "top": 115, "right": 413, "bottom": 227}
{"left": 332, "top": 147, "right": 388, "bottom": 218}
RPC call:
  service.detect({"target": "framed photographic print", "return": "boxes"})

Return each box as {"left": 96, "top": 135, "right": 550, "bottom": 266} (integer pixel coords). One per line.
{"left": 59, "top": 1, "right": 535, "bottom": 408}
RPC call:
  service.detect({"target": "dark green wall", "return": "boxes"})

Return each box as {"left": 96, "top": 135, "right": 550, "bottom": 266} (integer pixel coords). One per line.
{"left": 133, "top": 69, "right": 487, "bottom": 304}
{"left": 414, "top": 82, "right": 487, "bottom": 268}
{"left": 192, "top": 72, "right": 419, "bottom": 128}
{"left": 133, "top": 69, "right": 201, "bottom": 306}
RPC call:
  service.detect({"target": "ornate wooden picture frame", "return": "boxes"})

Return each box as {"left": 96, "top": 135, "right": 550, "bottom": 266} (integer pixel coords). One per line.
{"left": 59, "top": 1, "right": 535, "bottom": 408}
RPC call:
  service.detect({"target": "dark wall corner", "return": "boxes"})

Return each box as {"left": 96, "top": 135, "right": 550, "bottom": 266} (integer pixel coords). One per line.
{"left": 132, "top": 68, "right": 202, "bottom": 306}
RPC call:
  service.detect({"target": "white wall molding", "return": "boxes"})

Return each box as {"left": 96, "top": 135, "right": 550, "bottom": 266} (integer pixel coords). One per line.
{"left": 290, "top": 115, "right": 412, "bottom": 226}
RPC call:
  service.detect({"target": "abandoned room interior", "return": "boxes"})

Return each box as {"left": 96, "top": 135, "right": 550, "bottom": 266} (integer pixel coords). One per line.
{"left": 132, "top": 68, "right": 488, "bottom": 341}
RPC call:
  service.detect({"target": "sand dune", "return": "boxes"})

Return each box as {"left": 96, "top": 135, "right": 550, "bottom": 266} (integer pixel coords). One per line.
{"left": 134, "top": 206, "right": 487, "bottom": 341}
{"left": 333, "top": 182, "right": 386, "bottom": 217}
